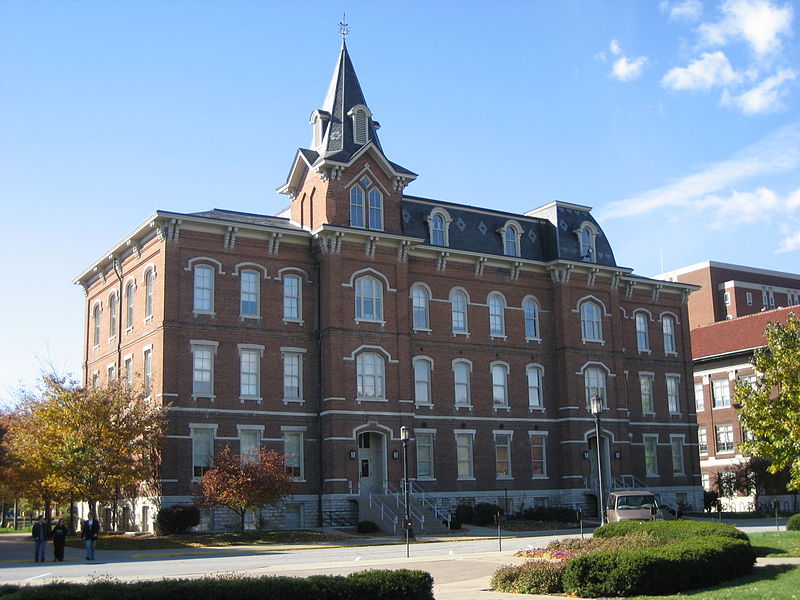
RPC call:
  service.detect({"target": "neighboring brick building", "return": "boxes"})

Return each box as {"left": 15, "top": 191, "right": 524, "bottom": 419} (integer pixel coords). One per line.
{"left": 657, "top": 261, "right": 800, "bottom": 329}
{"left": 75, "top": 42, "right": 702, "bottom": 532}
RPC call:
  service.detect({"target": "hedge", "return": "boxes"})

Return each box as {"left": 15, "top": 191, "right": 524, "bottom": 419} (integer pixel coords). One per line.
{"left": 562, "top": 536, "right": 756, "bottom": 597}
{"left": 592, "top": 519, "right": 749, "bottom": 542}
{"left": 0, "top": 570, "right": 434, "bottom": 600}
{"left": 787, "top": 513, "right": 800, "bottom": 531}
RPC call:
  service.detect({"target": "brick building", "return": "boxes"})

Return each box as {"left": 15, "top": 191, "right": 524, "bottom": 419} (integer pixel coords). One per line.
{"left": 75, "top": 42, "right": 702, "bottom": 532}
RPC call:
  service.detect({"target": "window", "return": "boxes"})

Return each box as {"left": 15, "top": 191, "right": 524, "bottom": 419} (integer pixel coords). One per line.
{"left": 663, "top": 316, "right": 676, "bottom": 353}
{"left": 411, "top": 286, "right": 429, "bottom": 329}
{"left": 495, "top": 433, "right": 512, "bottom": 477}
{"left": 282, "top": 352, "right": 302, "bottom": 401}
{"left": 698, "top": 427, "right": 708, "bottom": 454}
{"left": 503, "top": 223, "right": 521, "bottom": 257}
{"left": 584, "top": 366, "right": 606, "bottom": 408}
{"left": 355, "top": 276, "right": 383, "bottom": 321}
{"left": 193, "top": 265, "right": 214, "bottom": 313}
{"left": 455, "top": 432, "right": 474, "bottom": 479}
{"left": 284, "top": 431, "right": 304, "bottom": 478}
{"left": 640, "top": 373, "right": 654, "bottom": 413}
{"left": 716, "top": 424, "right": 734, "bottom": 452}
{"left": 666, "top": 375, "right": 680, "bottom": 413}
{"left": 192, "top": 344, "right": 216, "bottom": 397}
{"left": 283, "top": 274, "right": 301, "bottom": 320}
{"left": 240, "top": 270, "right": 259, "bottom": 317}
{"left": 356, "top": 352, "right": 385, "bottom": 399}
{"left": 416, "top": 432, "right": 434, "bottom": 479}
{"left": 239, "top": 428, "right": 261, "bottom": 464}
{"left": 491, "top": 363, "right": 509, "bottom": 407}
{"left": 580, "top": 301, "right": 602, "bottom": 342}
{"left": 527, "top": 365, "right": 543, "bottom": 408}
{"left": 125, "top": 282, "right": 135, "bottom": 329}
{"left": 488, "top": 293, "right": 505, "bottom": 336}
{"left": 144, "top": 269, "right": 154, "bottom": 319}
{"left": 530, "top": 434, "right": 547, "bottom": 477}
{"left": 413, "top": 358, "right": 432, "bottom": 406}
{"left": 746, "top": 292, "right": 753, "bottom": 306}
{"left": 702, "top": 472, "right": 711, "bottom": 490}
{"left": 694, "top": 382, "right": 705, "bottom": 411}
{"left": 635, "top": 313, "right": 649, "bottom": 351}
{"left": 239, "top": 346, "right": 263, "bottom": 400}
{"left": 352, "top": 107, "right": 368, "bottom": 144}
{"left": 92, "top": 304, "right": 101, "bottom": 347}
{"left": 108, "top": 294, "right": 117, "bottom": 339}
{"left": 349, "top": 176, "right": 383, "bottom": 230}
{"left": 107, "top": 364, "right": 115, "bottom": 382}
{"left": 712, "top": 378, "right": 731, "bottom": 408}
{"left": 431, "top": 214, "right": 446, "bottom": 246}
{"left": 523, "top": 298, "right": 539, "bottom": 339}
{"left": 453, "top": 361, "right": 471, "bottom": 407}
{"left": 191, "top": 426, "right": 214, "bottom": 478}
{"left": 124, "top": 356, "right": 133, "bottom": 390}
{"left": 579, "top": 225, "right": 596, "bottom": 262}
{"left": 671, "top": 436, "right": 685, "bottom": 475}
{"left": 644, "top": 436, "right": 658, "bottom": 476}
{"left": 723, "top": 291, "right": 731, "bottom": 306}
{"left": 451, "top": 291, "right": 468, "bottom": 333}
{"left": 143, "top": 348, "right": 152, "bottom": 395}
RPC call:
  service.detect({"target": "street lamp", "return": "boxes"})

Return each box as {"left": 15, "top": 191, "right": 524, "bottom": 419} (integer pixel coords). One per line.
{"left": 400, "top": 425, "right": 415, "bottom": 554}
{"left": 590, "top": 395, "right": 605, "bottom": 525}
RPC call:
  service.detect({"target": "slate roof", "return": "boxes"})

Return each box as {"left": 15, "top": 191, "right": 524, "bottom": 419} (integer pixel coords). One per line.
{"left": 187, "top": 209, "right": 303, "bottom": 231}
{"left": 691, "top": 306, "right": 798, "bottom": 360}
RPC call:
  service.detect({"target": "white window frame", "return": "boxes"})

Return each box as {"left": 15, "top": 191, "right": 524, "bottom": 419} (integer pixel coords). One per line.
{"left": 670, "top": 435, "right": 685, "bottom": 475}
{"left": 746, "top": 292, "right": 753, "bottom": 306}
{"left": 193, "top": 265, "right": 215, "bottom": 314}
{"left": 191, "top": 424, "right": 216, "bottom": 479}
{"left": 190, "top": 340, "right": 218, "bottom": 400}
{"left": 350, "top": 183, "right": 365, "bottom": 228}
{"left": 415, "top": 431, "right": 435, "bottom": 480}
{"left": 635, "top": 312, "right": 649, "bottom": 352}
{"left": 488, "top": 293, "right": 506, "bottom": 337}
{"left": 281, "top": 348, "right": 305, "bottom": 403}
{"left": 712, "top": 378, "right": 731, "bottom": 408}
{"left": 144, "top": 269, "right": 154, "bottom": 321}
{"left": 523, "top": 297, "right": 540, "bottom": 340}
{"left": 578, "top": 223, "right": 597, "bottom": 262}
{"left": 529, "top": 432, "right": 548, "bottom": 478}
{"left": 413, "top": 357, "right": 433, "bottom": 407}
{"left": 238, "top": 426, "right": 263, "bottom": 464}
{"left": 662, "top": 315, "right": 677, "bottom": 354}
{"left": 123, "top": 355, "right": 133, "bottom": 390}
{"left": 356, "top": 351, "right": 385, "bottom": 401}
{"left": 238, "top": 344, "right": 264, "bottom": 402}
{"left": 666, "top": 374, "right": 681, "bottom": 413}
{"left": 92, "top": 303, "right": 102, "bottom": 348}
{"left": 142, "top": 346, "right": 152, "bottom": 396}
{"left": 455, "top": 431, "right": 475, "bottom": 480}
{"left": 282, "top": 273, "right": 303, "bottom": 323}
{"left": 355, "top": 275, "right": 384, "bottom": 323}
{"left": 283, "top": 429, "right": 305, "bottom": 480}
{"left": 643, "top": 435, "right": 659, "bottom": 477}
{"left": 427, "top": 209, "right": 451, "bottom": 247}
{"left": 501, "top": 222, "right": 522, "bottom": 257}
{"left": 716, "top": 424, "right": 734, "bottom": 453}
{"left": 580, "top": 301, "right": 603, "bottom": 342}
{"left": 698, "top": 427, "right": 708, "bottom": 454}
{"left": 526, "top": 364, "right": 544, "bottom": 409}
{"left": 125, "top": 281, "right": 135, "bottom": 330}
{"left": 494, "top": 431, "right": 513, "bottom": 479}
{"left": 450, "top": 290, "right": 469, "bottom": 335}
{"left": 411, "top": 285, "right": 430, "bottom": 330}
{"left": 491, "top": 362, "right": 509, "bottom": 408}
{"left": 694, "top": 382, "right": 705, "bottom": 412}
{"left": 453, "top": 360, "right": 472, "bottom": 408}
{"left": 240, "top": 269, "right": 260, "bottom": 318}
{"left": 584, "top": 366, "right": 607, "bottom": 409}
{"left": 639, "top": 372, "right": 654, "bottom": 414}
{"left": 108, "top": 293, "right": 117, "bottom": 341}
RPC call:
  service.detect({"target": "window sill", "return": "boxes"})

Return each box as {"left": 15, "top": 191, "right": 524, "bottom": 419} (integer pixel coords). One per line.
{"left": 239, "top": 396, "right": 263, "bottom": 404}
{"left": 282, "top": 398, "right": 304, "bottom": 405}
{"left": 92, "top": 344, "right": 100, "bottom": 352}
{"left": 413, "top": 327, "right": 432, "bottom": 333}
{"left": 669, "top": 411, "right": 682, "bottom": 416}
{"left": 455, "top": 404, "right": 473, "bottom": 410}
{"left": 144, "top": 315, "right": 153, "bottom": 323}
{"left": 451, "top": 331, "right": 470, "bottom": 337}
{"left": 637, "top": 348, "right": 651, "bottom": 354}
{"left": 531, "top": 475, "right": 549, "bottom": 480}
{"left": 489, "top": 334, "right": 507, "bottom": 340}
{"left": 282, "top": 318, "right": 304, "bottom": 326}
{"left": 355, "top": 318, "right": 386, "bottom": 326}
{"left": 290, "top": 478, "right": 306, "bottom": 483}
{"left": 525, "top": 337, "right": 542, "bottom": 343}
{"left": 415, "top": 403, "right": 434, "bottom": 409}
{"left": 645, "top": 474, "right": 661, "bottom": 478}
{"left": 192, "top": 311, "right": 215, "bottom": 318}
{"left": 712, "top": 405, "right": 732, "bottom": 410}
{"left": 528, "top": 406, "right": 545, "bottom": 412}
{"left": 192, "top": 394, "right": 216, "bottom": 402}
{"left": 356, "top": 397, "right": 388, "bottom": 403}
{"left": 456, "top": 477, "right": 476, "bottom": 481}
{"left": 125, "top": 326, "right": 134, "bottom": 334}
{"left": 240, "top": 314, "right": 262, "bottom": 321}
{"left": 493, "top": 405, "right": 511, "bottom": 411}
{"left": 665, "top": 351, "right": 678, "bottom": 357}
{"left": 496, "top": 475, "right": 513, "bottom": 480}
{"left": 581, "top": 338, "right": 605, "bottom": 345}
{"left": 108, "top": 336, "right": 116, "bottom": 343}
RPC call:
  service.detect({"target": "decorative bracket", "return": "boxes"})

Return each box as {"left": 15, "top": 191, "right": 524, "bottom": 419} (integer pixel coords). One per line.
{"left": 587, "top": 267, "right": 599, "bottom": 286}
{"left": 364, "top": 235, "right": 379, "bottom": 258}
{"left": 510, "top": 261, "right": 522, "bottom": 281}
{"left": 474, "top": 256, "right": 487, "bottom": 276}
{"left": 224, "top": 226, "right": 238, "bottom": 249}
{"left": 625, "top": 281, "right": 636, "bottom": 298}
{"left": 268, "top": 232, "right": 283, "bottom": 254}
{"left": 436, "top": 251, "right": 450, "bottom": 271}
{"left": 651, "top": 284, "right": 663, "bottom": 302}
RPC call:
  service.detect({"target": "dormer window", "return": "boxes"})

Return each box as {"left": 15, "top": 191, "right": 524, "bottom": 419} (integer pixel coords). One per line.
{"left": 426, "top": 208, "right": 452, "bottom": 247}
{"left": 349, "top": 175, "right": 383, "bottom": 230}
{"left": 500, "top": 221, "right": 522, "bottom": 257}
{"left": 348, "top": 104, "right": 372, "bottom": 145}
{"left": 577, "top": 222, "right": 598, "bottom": 263}
{"left": 309, "top": 110, "right": 330, "bottom": 151}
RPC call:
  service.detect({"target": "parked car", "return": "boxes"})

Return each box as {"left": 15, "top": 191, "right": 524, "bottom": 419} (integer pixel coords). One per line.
{"left": 606, "top": 491, "right": 677, "bottom": 522}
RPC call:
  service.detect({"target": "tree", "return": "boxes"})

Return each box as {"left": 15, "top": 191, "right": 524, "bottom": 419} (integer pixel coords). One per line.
{"left": 195, "top": 445, "right": 295, "bottom": 531}
{"left": 735, "top": 312, "right": 800, "bottom": 491}
{"left": 4, "top": 376, "right": 166, "bottom": 518}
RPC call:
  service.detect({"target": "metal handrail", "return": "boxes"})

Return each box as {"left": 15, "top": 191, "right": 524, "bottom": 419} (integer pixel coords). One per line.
{"left": 359, "top": 483, "right": 399, "bottom": 534}
{"left": 387, "top": 481, "right": 425, "bottom": 530}
{"left": 410, "top": 481, "right": 451, "bottom": 529}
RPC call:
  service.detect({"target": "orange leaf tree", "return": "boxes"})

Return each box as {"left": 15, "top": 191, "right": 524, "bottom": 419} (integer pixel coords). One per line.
{"left": 195, "top": 445, "right": 295, "bottom": 531}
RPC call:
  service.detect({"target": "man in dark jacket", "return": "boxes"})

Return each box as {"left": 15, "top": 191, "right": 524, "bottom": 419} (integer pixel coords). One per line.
{"left": 31, "top": 515, "right": 50, "bottom": 562}
{"left": 81, "top": 512, "right": 100, "bottom": 560}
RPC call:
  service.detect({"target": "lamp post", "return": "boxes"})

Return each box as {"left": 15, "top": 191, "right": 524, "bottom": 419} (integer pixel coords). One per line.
{"left": 590, "top": 395, "right": 605, "bottom": 525}
{"left": 400, "top": 425, "right": 414, "bottom": 555}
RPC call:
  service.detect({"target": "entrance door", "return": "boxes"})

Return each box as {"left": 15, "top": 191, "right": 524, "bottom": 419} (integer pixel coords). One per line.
{"left": 358, "top": 432, "right": 386, "bottom": 493}
{"left": 588, "top": 435, "right": 612, "bottom": 515}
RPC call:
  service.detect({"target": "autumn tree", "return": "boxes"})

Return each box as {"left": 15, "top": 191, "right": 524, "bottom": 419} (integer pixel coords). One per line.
{"left": 735, "top": 312, "right": 800, "bottom": 491}
{"left": 195, "top": 445, "right": 295, "bottom": 531}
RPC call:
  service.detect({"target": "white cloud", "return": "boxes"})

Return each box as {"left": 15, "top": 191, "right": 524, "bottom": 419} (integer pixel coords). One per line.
{"left": 600, "top": 123, "right": 800, "bottom": 219}
{"left": 607, "top": 40, "right": 647, "bottom": 82}
{"left": 788, "top": 189, "right": 800, "bottom": 209}
{"left": 721, "top": 68, "right": 796, "bottom": 113}
{"left": 700, "top": 187, "right": 779, "bottom": 226}
{"left": 661, "top": 51, "right": 740, "bottom": 90}
{"left": 660, "top": 0, "right": 703, "bottom": 21}
{"left": 777, "top": 229, "right": 800, "bottom": 252}
{"left": 698, "top": 0, "right": 793, "bottom": 56}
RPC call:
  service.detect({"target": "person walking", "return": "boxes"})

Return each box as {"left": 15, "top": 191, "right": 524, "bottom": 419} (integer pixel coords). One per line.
{"left": 31, "top": 515, "right": 50, "bottom": 563}
{"left": 51, "top": 518, "right": 69, "bottom": 562}
{"left": 81, "top": 512, "right": 100, "bottom": 560}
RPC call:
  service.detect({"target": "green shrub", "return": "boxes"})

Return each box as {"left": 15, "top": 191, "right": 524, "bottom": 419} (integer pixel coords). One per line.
{"left": 356, "top": 520, "right": 379, "bottom": 534}
{"left": 593, "top": 519, "right": 748, "bottom": 542}
{"left": 491, "top": 561, "right": 566, "bottom": 594}
{"left": 472, "top": 502, "right": 503, "bottom": 526}
{"left": 514, "top": 505, "right": 576, "bottom": 522}
{"left": 562, "top": 536, "right": 756, "bottom": 597}
{"left": 786, "top": 513, "right": 800, "bottom": 531}
{"left": 154, "top": 504, "right": 200, "bottom": 535}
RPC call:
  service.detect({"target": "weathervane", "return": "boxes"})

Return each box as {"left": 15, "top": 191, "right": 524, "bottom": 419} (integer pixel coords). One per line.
{"left": 339, "top": 13, "right": 349, "bottom": 41}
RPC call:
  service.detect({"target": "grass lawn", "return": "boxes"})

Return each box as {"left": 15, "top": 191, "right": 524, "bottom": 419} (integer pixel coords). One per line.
{"left": 750, "top": 531, "right": 800, "bottom": 557}
{"left": 0, "top": 527, "right": 31, "bottom": 533}
{"left": 64, "top": 529, "right": 352, "bottom": 550}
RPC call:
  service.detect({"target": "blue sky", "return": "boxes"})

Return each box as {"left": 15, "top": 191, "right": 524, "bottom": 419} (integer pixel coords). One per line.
{"left": 1, "top": 0, "right": 799, "bottom": 403}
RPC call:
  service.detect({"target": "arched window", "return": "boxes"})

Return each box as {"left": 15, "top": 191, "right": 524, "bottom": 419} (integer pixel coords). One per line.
{"left": 451, "top": 290, "right": 468, "bottom": 333}
{"left": 663, "top": 316, "right": 677, "bottom": 353}
{"left": 193, "top": 265, "right": 214, "bottom": 313}
{"left": 580, "top": 301, "right": 603, "bottom": 342}
{"left": 578, "top": 223, "right": 597, "bottom": 262}
{"left": 635, "top": 312, "right": 650, "bottom": 351}
{"left": 125, "top": 282, "right": 135, "bottom": 329}
{"left": 368, "top": 188, "right": 383, "bottom": 230}
{"left": 356, "top": 352, "right": 385, "bottom": 399}
{"left": 355, "top": 276, "right": 383, "bottom": 321}
{"left": 352, "top": 107, "right": 368, "bottom": 145}
{"left": 491, "top": 363, "right": 509, "bottom": 406}
{"left": 453, "top": 360, "right": 471, "bottom": 407}
{"left": 488, "top": 293, "right": 505, "bottom": 336}
{"left": 502, "top": 222, "right": 522, "bottom": 257}
{"left": 108, "top": 293, "right": 117, "bottom": 339}
{"left": 411, "top": 286, "right": 430, "bottom": 329}
{"left": 523, "top": 298, "right": 539, "bottom": 339}
{"left": 431, "top": 214, "right": 446, "bottom": 246}
{"left": 144, "top": 269, "right": 154, "bottom": 319}
{"left": 92, "top": 304, "right": 101, "bottom": 347}
{"left": 584, "top": 366, "right": 607, "bottom": 408}
{"left": 527, "top": 365, "right": 544, "bottom": 408}
{"left": 350, "top": 185, "right": 365, "bottom": 228}
{"left": 240, "top": 270, "right": 259, "bottom": 317}
{"left": 350, "top": 175, "right": 383, "bottom": 230}
{"left": 413, "top": 358, "right": 432, "bottom": 406}
{"left": 283, "top": 274, "right": 302, "bottom": 320}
